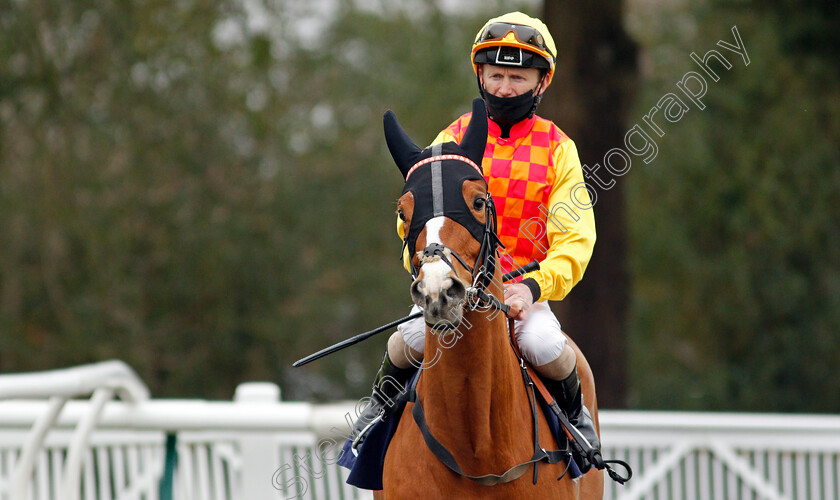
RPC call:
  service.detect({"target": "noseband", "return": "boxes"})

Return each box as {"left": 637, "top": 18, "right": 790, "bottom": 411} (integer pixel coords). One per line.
{"left": 401, "top": 151, "right": 506, "bottom": 314}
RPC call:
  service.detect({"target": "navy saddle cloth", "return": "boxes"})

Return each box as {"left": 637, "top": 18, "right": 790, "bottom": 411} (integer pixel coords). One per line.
{"left": 337, "top": 372, "right": 581, "bottom": 490}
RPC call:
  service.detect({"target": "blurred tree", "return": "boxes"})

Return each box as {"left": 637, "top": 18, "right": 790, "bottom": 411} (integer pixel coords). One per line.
{"left": 541, "top": 1, "right": 638, "bottom": 408}
{"left": 0, "top": 0, "right": 288, "bottom": 396}
{"left": 0, "top": 0, "right": 533, "bottom": 399}
{"left": 15, "top": 0, "right": 836, "bottom": 414}
{"left": 625, "top": 0, "right": 840, "bottom": 411}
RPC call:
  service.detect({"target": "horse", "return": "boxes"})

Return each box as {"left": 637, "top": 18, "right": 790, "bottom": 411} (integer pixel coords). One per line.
{"left": 374, "top": 98, "right": 605, "bottom": 499}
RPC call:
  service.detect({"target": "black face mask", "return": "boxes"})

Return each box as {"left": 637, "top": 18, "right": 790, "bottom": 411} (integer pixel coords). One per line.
{"left": 483, "top": 89, "right": 540, "bottom": 126}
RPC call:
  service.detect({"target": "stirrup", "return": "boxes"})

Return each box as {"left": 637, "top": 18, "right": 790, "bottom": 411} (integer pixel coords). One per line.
{"left": 349, "top": 348, "right": 416, "bottom": 456}
{"left": 350, "top": 409, "right": 385, "bottom": 456}
{"left": 567, "top": 406, "right": 601, "bottom": 470}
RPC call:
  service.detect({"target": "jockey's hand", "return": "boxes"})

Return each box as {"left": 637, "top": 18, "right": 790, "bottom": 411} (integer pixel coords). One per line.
{"left": 504, "top": 283, "right": 534, "bottom": 321}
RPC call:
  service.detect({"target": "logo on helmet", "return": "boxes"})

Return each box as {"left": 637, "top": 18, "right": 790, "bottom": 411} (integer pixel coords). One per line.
{"left": 496, "top": 47, "right": 522, "bottom": 65}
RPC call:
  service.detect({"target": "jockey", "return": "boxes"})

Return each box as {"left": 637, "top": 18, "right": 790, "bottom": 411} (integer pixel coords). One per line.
{"left": 352, "top": 12, "right": 601, "bottom": 470}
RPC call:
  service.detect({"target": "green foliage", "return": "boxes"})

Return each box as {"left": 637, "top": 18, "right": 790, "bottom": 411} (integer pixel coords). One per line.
{"left": 0, "top": 0, "right": 532, "bottom": 399}
{"left": 9, "top": 0, "right": 835, "bottom": 413}
{"left": 626, "top": 2, "right": 840, "bottom": 411}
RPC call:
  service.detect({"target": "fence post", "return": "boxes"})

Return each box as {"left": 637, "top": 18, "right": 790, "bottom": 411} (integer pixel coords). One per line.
{"left": 159, "top": 433, "right": 178, "bottom": 500}
{"left": 234, "top": 382, "right": 286, "bottom": 499}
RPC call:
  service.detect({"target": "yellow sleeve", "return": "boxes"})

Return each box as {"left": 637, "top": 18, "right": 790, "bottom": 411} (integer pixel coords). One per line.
{"left": 522, "top": 139, "right": 596, "bottom": 301}
{"left": 430, "top": 128, "right": 457, "bottom": 146}
{"left": 397, "top": 214, "right": 411, "bottom": 272}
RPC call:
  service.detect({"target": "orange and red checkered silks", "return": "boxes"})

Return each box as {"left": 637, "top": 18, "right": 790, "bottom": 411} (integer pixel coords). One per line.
{"left": 440, "top": 113, "right": 569, "bottom": 276}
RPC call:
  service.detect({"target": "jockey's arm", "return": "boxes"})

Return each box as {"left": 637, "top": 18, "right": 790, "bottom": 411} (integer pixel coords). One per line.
{"left": 521, "top": 139, "right": 596, "bottom": 302}
{"left": 397, "top": 131, "right": 596, "bottom": 299}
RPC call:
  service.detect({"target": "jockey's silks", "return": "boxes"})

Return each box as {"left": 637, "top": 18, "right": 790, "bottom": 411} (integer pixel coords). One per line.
{"left": 426, "top": 112, "right": 597, "bottom": 302}
{"left": 442, "top": 115, "right": 558, "bottom": 272}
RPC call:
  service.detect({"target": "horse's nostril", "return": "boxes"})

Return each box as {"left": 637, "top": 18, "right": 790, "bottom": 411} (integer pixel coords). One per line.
{"left": 410, "top": 279, "right": 427, "bottom": 308}
{"left": 446, "top": 279, "right": 466, "bottom": 302}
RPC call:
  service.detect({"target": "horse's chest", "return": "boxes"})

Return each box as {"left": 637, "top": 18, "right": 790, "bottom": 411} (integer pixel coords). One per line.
{"left": 381, "top": 402, "right": 575, "bottom": 499}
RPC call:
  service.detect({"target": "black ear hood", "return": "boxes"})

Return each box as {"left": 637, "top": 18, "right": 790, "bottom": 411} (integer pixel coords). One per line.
{"left": 383, "top": 98, "right": 489, "bottom": 258}
{"left": 458, "top": 97, "right": 488, "bottom": 166}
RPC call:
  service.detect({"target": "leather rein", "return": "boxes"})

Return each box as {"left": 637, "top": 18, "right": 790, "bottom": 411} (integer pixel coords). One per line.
{"left": 406, "top": 315, "right": 572, "bottom": 485}
{"left": 403, "top": 188, "right": 632, "bottom": 486}
{"left": 404, "top": 188, "right": 571, "bottom": 485}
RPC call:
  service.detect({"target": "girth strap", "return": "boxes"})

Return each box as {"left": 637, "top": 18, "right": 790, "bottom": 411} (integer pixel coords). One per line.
{"left": 410, "top": 396, "right": 567, "bottom": 486}
{"left": 406, "top": 317, "right": 570, "bottom": 486}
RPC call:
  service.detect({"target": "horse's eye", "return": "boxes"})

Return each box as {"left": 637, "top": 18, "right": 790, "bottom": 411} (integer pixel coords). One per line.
{"left": 398, "top": 210, "right": 406, "bottom": 222}
{"left": 472, "top": 197, "right": 486, "bottom": 211}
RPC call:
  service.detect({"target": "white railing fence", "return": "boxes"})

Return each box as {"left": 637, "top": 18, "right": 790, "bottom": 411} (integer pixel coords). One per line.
{"left": 0, "top": 361, "right": 368, "bottom": 500}
{"left": 601, "top": 411, "right": 840, "bottom": 500}
{"left": 1, "top": 361, "right": 839, "bottom": 500}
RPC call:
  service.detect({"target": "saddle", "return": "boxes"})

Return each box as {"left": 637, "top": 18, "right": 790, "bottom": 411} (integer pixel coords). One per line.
{"left": 337, "top": 318, "right": 585, "bottom": 490}
{"left": 336, "top": 367, "right": 582, "bottom": 490}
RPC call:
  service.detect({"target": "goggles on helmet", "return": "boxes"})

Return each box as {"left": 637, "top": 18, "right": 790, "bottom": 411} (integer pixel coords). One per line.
{"left": 473, "top": 46, "right": 550, "bottom": 69}
{"left": 476, "top": 22, "right": 554, "bottom": 59}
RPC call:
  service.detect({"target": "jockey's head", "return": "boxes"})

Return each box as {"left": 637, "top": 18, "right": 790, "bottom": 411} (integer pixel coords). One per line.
{"left": 471, "top": 12, "right": 557, "bottom": 125}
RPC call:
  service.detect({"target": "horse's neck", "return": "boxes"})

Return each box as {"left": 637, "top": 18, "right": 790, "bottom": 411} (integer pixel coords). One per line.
{"left": 419, "top": 303, "right": 529, "bottom": 456}
{"left": 421, "top": 302, "right": 518, "bottom": 394}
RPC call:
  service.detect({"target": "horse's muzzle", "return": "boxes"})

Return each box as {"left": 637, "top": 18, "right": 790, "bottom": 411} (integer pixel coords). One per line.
{"left": 410, "top": 266, "right": 467, "bottom": 328}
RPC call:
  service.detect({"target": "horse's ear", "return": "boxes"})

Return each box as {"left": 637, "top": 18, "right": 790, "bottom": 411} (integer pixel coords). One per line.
{"left": 459, "top": 97, "right": 488, "bottom": 166}
{"left": 384, "top": 110, "right": 423, "bottom": 179}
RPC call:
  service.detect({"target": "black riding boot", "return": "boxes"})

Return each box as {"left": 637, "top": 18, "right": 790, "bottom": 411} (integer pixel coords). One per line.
{"left": 543, "top": 364, "right": 602, "bottom": 473}
{"left": 350, "top": 349, "right": 417, "bottom": 453}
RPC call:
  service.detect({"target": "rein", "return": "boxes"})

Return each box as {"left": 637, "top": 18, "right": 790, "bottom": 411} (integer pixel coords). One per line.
{"left": 408, "top": 315, "right": 633, "bottom": 486}
{"left": 405, "top": 191, "right": 507, "bottom": 315}
{"left": 401, "top": 153, "right": 574, "bottom": 484}
{"left": 406, "top": 187, "right": 633, "bottom": 485}
{"left": 508, "top": 326, "right": 634, "bottom": 486}
{"left": 406, "top": 316, "right": 570, "bottom": 486}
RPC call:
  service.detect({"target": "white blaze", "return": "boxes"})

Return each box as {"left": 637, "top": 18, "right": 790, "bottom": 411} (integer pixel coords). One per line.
{"left": 424, "top": 216, "right": 445, "bottom": 245}
{"left": 420, "top": 217, "right": 451, "bottom": 297}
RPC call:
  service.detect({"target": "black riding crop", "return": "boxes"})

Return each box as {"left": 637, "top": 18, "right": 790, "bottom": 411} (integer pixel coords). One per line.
{"left": 292, "top": 260, "right": 539, "bottom": 367}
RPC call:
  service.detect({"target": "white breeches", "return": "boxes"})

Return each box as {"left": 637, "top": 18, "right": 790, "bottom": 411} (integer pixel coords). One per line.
{"left": 398, "top": 301, "right": 568, "bottom": 367}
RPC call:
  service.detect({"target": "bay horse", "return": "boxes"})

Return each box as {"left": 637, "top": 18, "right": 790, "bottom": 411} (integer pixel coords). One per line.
{"left": 375, "top": 98, "right": 605, "bottom": 499}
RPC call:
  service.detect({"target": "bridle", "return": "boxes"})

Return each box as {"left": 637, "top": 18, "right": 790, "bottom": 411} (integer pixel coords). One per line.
{"left": 398, "top": 151, "right": 632, "bottom": 486}
{"left": 357, "top": 97, "right": 633, "bottom": 487}
{"left": 400, "top": 156, "right": 575, "bottom": 485}
{"left": 401, "top": 152, "right": 509, "bottom": 315}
